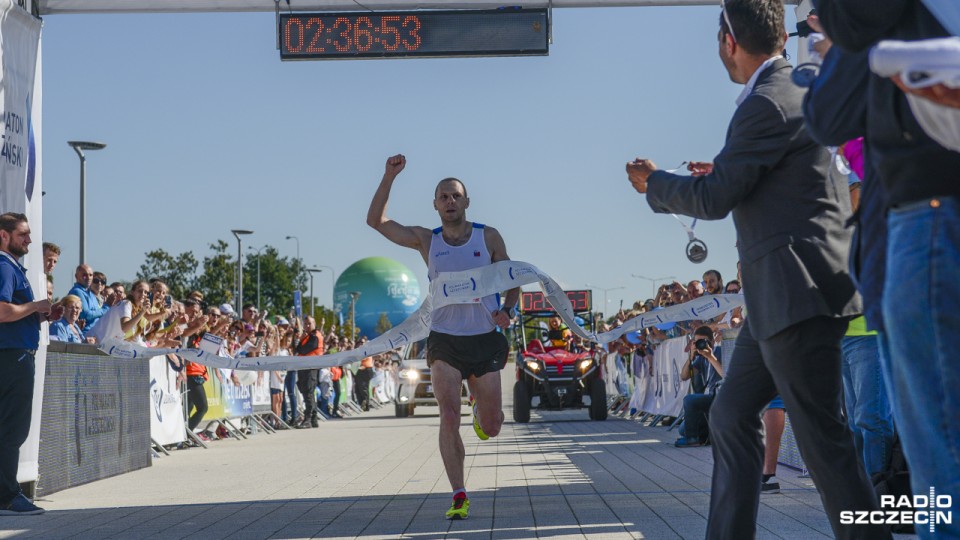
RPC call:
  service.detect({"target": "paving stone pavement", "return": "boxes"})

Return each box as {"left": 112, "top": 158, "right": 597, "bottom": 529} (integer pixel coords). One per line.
{"left": 0, "top": 368, "right": 904, "bottom": 539}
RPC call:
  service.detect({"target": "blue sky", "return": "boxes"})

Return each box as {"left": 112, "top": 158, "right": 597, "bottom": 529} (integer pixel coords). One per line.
{"left": 40, "top": 5, "right": 798, "bottom": 315}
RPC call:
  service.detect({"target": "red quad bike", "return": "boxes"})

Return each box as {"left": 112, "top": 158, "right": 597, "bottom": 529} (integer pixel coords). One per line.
{"left": 511, "top": 289, "right": 607, "bottom": 423}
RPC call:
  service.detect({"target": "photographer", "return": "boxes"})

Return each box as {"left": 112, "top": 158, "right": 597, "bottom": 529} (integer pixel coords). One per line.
{"left": 675, "top": 326, "right": 723, "bottom": 448}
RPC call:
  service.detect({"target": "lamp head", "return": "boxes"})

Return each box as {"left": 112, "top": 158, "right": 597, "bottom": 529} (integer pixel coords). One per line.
{"left": 67, "top": 141, "right": 107, "bottom": 151}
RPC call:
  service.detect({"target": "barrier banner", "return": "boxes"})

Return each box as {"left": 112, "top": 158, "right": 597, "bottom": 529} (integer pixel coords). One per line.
{"left": 198, "top": 370, "right": 252, "bottom": 423}
{"left": 637, "top": 337, "right": 690, "bottom": 417}
{"left": 37, "top": 344, "right": 150, "bottom": 497}
{"left": 629, "top": 353, "right": 652, "bottom": 413}
{"left": 251, "top": 371, "right": 270, "bottom": 411}
{"left": 603, "top": 352, "right": 619, "bottom": 397}
{"left": 1, "top": 0, "right": 44, "bottom": 486}
{"left": 99, "top": 261, "right": 743, "bottom": 372}
{"left": 149, "top": 355, "right": 185, "bottom": 446}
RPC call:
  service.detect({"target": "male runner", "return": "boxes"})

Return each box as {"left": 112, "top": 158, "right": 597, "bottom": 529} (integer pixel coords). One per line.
{"left": 367, "top": 154, "right": 518, "bottom": 520}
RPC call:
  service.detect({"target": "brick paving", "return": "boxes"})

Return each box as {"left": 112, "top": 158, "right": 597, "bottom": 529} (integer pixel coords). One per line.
{"left": 0, "top": 368, "right": 873, "bottom": 539}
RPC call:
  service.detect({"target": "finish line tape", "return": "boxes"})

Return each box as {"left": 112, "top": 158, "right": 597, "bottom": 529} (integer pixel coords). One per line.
{"left": 99, "top": 260, "right": 743, "bottom": 371}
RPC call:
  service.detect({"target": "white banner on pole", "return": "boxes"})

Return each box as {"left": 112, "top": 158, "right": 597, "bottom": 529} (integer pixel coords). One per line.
{"left": 149, "top": 356, "right": 186, "bottom": 446}
{"left": 0, "top": 0, "right": 43, "bottom": 485}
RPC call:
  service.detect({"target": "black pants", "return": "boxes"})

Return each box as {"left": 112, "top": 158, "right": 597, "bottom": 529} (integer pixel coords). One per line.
{"left": 297, "top": 369, "right": 319, "bottom": 422}
{"left": 0, "top": 349, "right": 35, "bottom": 506}
{"left": 706, "top": 317, "right": 888, "bottom": 540}
{"left": 354, "top": 368, "right": 373, "bottom": 410}
{"left": 187, "top": 376, "right": 208, "bottom": 431}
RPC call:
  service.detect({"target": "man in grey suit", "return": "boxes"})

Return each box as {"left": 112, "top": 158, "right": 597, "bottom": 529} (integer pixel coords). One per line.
{"left": 625, "top": 1, "right": 887, "bottom": 539}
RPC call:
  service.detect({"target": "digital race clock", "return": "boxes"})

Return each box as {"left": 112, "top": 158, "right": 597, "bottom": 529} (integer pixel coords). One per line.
{"left": 280, "top": 9, "right": 549, "bottom": 60}
{"left": 520, "top": 290, "right": 593, "bottom": 314}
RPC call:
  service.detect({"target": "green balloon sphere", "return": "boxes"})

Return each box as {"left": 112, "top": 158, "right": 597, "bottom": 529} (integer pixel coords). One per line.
{"left": 334, "top": 257, "right": 422, "bottom": 338}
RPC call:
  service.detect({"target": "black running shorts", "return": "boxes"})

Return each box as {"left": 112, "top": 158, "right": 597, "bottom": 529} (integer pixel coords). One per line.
{"left": 426, "top": 330, "right": 509, "bottom": 379}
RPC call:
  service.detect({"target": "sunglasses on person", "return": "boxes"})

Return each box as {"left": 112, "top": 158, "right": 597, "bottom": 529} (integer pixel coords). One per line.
{"left": 721, "top": 0, "right": 738, "bottom": 44}
{"left": 92, "top": 278, "right": 106, "bottom": 285}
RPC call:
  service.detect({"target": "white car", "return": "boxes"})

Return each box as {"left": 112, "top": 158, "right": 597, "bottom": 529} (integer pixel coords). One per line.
{"left": 394, "top": 354, "right": 470, "bottom": 417}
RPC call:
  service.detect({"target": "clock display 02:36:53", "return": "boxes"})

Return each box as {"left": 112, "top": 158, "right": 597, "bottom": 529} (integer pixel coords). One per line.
{"left": 282, "top": 15, "right": 422, "bottom": 56}
{"left": 279, "top": 9, "right": 549, "bottom": 61}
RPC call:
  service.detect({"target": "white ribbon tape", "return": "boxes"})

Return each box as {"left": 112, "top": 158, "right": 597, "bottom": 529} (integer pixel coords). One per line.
{"left": 99, "top": 260, "right": 744, "bottom": 371}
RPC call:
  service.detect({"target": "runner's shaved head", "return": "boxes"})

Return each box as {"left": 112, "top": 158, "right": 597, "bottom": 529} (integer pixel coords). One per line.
{"left": 435, "top": 177, "right": 468, "bottom": 199}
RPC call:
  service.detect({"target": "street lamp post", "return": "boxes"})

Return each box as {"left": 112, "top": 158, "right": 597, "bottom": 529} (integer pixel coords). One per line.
{"left": 306, "top": 268, "right": 324, "bottom": 317}
{"left": 231, "top": 229, "right": 253, "bottom": 313}
{"left": 585, "top": 283, "right": 626, "bottom": 316}
{"left": 631, "top": 274, "right": 677, "bottom": 298}
{"left": 286, "top": 235, "right": 301, "bottom": 310}
{"left": 349, "top": 291, "right": 361, "bottom": 341}
{"left": 248, "top": 245, "right": 267, "bottom": 311}
{"left": 67, "top": 141, "right": 106, "bottom": 265}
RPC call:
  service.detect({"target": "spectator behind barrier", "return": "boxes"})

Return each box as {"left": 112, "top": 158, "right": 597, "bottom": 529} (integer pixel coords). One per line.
{"left": 674, "top": 326, "right": 723, "bottom": 448}
{"left": 42, "top": 242, "right": 59, "bottom": 276}
{"left": 49, "top": 295, "right": 93, "bottom": 344}
{"left": 68, "top": 264, "right": 115, "bottom": 329}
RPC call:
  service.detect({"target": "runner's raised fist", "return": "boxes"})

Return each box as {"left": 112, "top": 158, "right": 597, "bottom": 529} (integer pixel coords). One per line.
{"left": 385, "top": 154, "right": 406, "bottom": 177}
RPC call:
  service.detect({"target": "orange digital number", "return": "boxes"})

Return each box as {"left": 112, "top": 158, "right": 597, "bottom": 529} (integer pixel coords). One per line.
{"left": 306, "top": 18, "right": 325, "bottom": 53}
{"left": 333, "top": 17, "right": 353, "bottom": 52}
{"left": 354, "top": 16, "right": 373, "bottom": 52}
{"left": 285, "top": 18, "right": 304, "bottom": 53}
{"left": 379, "top": 15, "right": 401, "bottom": 51}
{"left": 402, "top": 15, "right": 422, "bottom": 51}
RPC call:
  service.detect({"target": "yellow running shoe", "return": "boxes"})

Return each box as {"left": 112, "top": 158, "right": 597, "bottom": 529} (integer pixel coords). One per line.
{"left": 446, "top": 495, "right": 470, "bottom": 520}
{"left": 471, "top": 398, "right": 489, "bottom": 441}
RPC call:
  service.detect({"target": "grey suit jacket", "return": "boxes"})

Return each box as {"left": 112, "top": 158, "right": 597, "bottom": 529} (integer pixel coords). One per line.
{"left": 646, "top": 58, "right": 861, "bottom": 341}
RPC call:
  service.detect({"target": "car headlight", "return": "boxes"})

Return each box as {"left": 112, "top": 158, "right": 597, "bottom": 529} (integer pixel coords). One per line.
{"left": 525, "top": 360, "right": 540, "bottom": 372}
{"left": 579, "top": 359, "right": 593, "bottom": 371}
{"left": 400, "top": 369, "right": 420, "bottom": 381}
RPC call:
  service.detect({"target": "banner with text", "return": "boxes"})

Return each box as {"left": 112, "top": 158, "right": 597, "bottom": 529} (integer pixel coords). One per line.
{"left": 635, "top": 337, "right": 690, "bottom": 417}
{"left": 3, "top": 0, "right": 44, "bottom": 485}
{"left": 149, "top": 355, "right": 186, "bottom": 446}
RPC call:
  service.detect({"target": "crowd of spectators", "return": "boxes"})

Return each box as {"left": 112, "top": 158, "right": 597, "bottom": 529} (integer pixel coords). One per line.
{"left": 41, "top": 242, "right": 397, "bottom": 444}
{"left": 566, "top": 265, "right": 788, "bottom": 494}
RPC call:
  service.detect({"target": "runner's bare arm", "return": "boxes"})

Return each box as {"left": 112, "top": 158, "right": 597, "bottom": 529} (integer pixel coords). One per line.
{"left": 366, "top": 154, "right": 432, "bottom": 257}
{"left": 485, "top": 226, "right": 520, "bottom": 328}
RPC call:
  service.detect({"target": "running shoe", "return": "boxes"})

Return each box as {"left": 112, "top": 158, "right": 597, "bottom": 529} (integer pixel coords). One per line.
{"left": 445, "top": 494, "right": 470, "bottom": 520}
{"left": 471, "top": 397, "right": 489, "bottom": 441}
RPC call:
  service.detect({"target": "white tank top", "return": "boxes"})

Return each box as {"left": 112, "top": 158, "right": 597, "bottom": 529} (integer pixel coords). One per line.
{"left": 427, "top": 223, "right": 499, "bottom": 335}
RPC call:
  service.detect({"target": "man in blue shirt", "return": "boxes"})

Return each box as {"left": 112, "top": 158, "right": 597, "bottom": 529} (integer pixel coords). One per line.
{"left": 0, "top": 213, "right": 61, "bottom": 516}
{"left": 67, "top": 264, "right": 113, "bottom": 329}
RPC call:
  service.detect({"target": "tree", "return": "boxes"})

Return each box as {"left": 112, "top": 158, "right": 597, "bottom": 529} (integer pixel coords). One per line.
{"left": 136, "top": 249, "right": 198, "bottom": 300}
{"left": 195, "top": 240, "right": 235, "bottom": 308}
{"left": 243, "top": 246, "right": 303, "bottom": 315}
{"left": 375, "top": 312, "right": 393, "bottom": 336}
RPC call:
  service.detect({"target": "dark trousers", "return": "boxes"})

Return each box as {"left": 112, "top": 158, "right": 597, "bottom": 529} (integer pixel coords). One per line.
{"left": 706, "top": 317, "right": 888, "bottom": 540}
{"left": 186, "top": 376, "right": 208, "bottom": 431}
{"left": 297, "top": 369, "right": 319, "bottom": 422}
{"left": 681, "top": 392, "right": 715, "bottom": 441}
{"left": 0, "top": 349, "right": 35, "bottom": 505}
{"left": 354, "top": 368, "right": 373, "bottom": 410}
